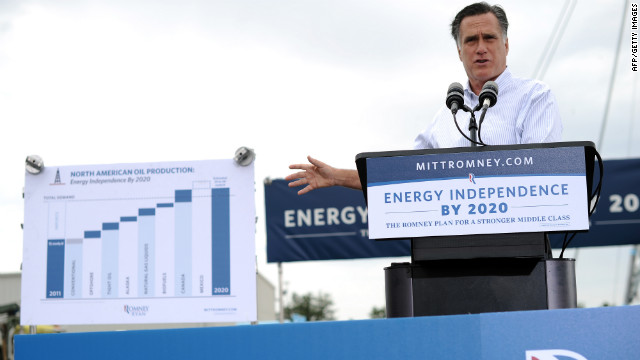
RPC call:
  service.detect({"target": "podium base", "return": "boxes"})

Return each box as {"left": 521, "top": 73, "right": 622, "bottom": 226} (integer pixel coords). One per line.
{"left": 384, "top": 258, "right": 576, "bottom": 318}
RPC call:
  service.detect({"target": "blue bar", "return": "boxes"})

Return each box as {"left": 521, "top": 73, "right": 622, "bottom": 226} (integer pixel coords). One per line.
{"left": 175, "top": 190, "right": 192, "bottom": 203}
{"left": 175, "top": 200, "right": 192, "bottom": 296}
{"left": 64, "top": 239, "right": 83, "bottom": 298}
{"left": 84, "top": 231, "right": 101, "bottom": 238}
{"left": 46, "top": 240, "right": 65, "bottom": 298}
{"left": 157, "top": 203, "right": 174, "bottom": 208}
{"left": 139, "top": 208, "right": 155, "bottom": 216}
{"left": 102, "top": 226, "right": 119, "bottom": 298}
{"left": 211, "top": 188, "right": 230, "bottom": 295}
{"left": 121, "top": 216, "right": 137, "bottom": 222}
{"left": 175, "top": 189, "right": 193, "bottom": 294}
{"left": 12, "top": 306, "right": 640, "bottom": 360}
{"left": 138, "top": 211, "right": 155, "bottom": 296}
{"left": 102, "top": 223, "right": 119, "bottom": 230}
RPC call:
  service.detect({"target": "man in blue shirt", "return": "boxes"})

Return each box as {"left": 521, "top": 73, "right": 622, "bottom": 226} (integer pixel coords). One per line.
{"left": 287, "top": 2, "right": 562, "bottom": 193}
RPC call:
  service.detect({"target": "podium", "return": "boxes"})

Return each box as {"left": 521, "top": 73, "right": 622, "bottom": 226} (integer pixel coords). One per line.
{"left": 355, "top": 142, "right": 598, "bottom": 317}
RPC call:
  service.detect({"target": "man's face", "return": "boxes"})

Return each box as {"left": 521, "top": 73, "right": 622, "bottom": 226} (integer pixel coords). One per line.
{"left": 457, "top": 12, "right": 509, "bottom": 92}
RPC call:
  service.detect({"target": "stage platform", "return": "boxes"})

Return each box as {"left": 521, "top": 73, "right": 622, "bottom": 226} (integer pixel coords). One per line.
{"left": 15, "top": 305, "right": 640, "bottom": 359}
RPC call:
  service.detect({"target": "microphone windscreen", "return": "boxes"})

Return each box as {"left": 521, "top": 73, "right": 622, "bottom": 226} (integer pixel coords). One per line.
{"left": 483, "top": 81, "right": 498, "bottom": 94}
{"left": 479, "top": 81, "right": 498, "bottom": 107}
{"left": 446, "top": 82, "right": 465, "bottom": 110}
{"left": 448, "top": 82, "right": 464, "bottom": 94}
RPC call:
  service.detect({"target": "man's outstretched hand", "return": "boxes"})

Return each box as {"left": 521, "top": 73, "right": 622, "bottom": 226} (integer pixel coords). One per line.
{"left": 285, "top": 156, "right": 362, "bottom": 195}
{"left": 285, "top": 156, "right": 337, "bottom": 195}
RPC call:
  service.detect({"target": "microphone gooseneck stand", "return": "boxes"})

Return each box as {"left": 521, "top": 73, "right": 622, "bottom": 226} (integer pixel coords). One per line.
{"left": 451, "top": 106, "right": 484, "bottom": 147}
{"left": 476, "top": 105, "right": 490, "bottom": 145}
{"left": 468, "top": 111, "right": 479, "bottom": 148}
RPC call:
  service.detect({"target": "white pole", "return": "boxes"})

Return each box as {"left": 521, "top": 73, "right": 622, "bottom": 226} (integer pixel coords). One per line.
{"left": 278, "top": 262, "right": 284, "bottom": 323}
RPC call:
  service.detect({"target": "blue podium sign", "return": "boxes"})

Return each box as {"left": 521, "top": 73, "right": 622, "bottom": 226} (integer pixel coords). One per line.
{"left": 365, "top": 147, "right": 590, "bottom": 239}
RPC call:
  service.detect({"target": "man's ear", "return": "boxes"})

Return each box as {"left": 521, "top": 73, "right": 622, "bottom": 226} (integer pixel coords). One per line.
{"left": 505, "top": 37, "right": 509, "bottom": 56}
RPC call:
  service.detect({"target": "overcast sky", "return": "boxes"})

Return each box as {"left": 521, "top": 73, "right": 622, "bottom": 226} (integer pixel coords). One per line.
{"left": 1, "top": 0, "right": 638, "bottom": 321}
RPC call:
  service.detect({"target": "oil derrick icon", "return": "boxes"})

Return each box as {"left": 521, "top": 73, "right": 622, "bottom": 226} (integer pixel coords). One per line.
{"left": 51, "top": 169, "right": 65, "bottom": 185}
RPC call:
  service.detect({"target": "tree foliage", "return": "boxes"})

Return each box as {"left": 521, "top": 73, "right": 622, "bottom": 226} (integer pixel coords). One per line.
{"left": 369, "top": 306, "right": 386, "bottom": 319}
{"left": 283, "top": 291, "right": 336, "bottom": 322}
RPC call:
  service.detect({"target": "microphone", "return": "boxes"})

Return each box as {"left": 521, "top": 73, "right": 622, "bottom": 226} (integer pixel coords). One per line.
{"left": 475, "top": 81, "right": 498, "bottom": 111}
{"left": 445, "top": 82, "right": 465, "bottom": 114}
{"left": 446, "top": 82, "right": 482, "bottom": 146}
{"left": 475, "top": 81, "right": 498, "bottom": 146}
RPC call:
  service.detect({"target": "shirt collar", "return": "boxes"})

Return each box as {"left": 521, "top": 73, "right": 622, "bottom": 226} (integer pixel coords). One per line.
{"left": 464, "top": 66, "right": 511, "bottom": 99}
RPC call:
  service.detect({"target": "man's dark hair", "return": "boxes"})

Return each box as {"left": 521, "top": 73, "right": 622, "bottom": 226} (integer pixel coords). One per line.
{"left": 450, "top": 2, "right": 509, "bottom": 47}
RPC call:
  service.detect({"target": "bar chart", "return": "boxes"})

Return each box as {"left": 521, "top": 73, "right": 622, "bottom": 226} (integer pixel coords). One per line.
{"left": 23, "top": 159, "right": 256, "bottom": 325}
{"left": 45, "top": 187, "right": 231, "bottom": 300}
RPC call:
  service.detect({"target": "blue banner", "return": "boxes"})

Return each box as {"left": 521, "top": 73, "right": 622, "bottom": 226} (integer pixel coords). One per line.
{"left": 549, "top": 158, "right": 640, "bottom": 248}
{"left": 265, "top": 179, "right": 409, "bottom": 263}
{"left": 265, "top": 158, "right": 640, "bottom": 262}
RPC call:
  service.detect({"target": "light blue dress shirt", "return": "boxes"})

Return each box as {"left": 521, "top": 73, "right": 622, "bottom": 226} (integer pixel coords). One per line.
{"left": 414, "top": 68, "right": 563, "bottom": 149}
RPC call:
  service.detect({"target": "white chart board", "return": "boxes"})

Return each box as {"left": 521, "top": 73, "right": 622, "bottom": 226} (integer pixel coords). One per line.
{"left": 21, "top": 159, "right": 256, "bottom": 325}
